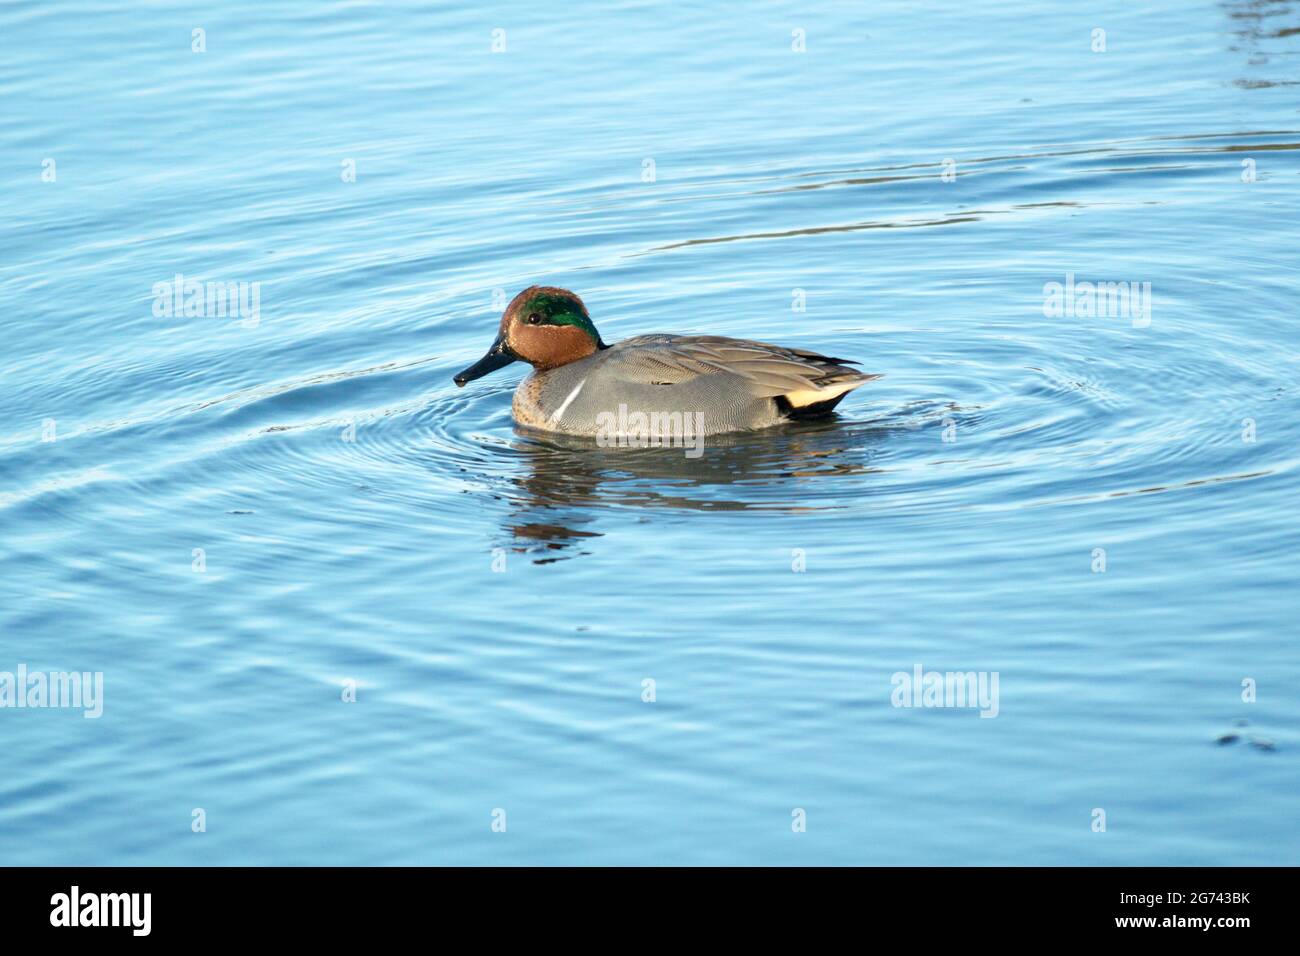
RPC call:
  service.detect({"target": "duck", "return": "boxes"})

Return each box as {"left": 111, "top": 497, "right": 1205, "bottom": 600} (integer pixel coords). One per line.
{"left": 453, "top": 286, "right": 879, "bottom": 437}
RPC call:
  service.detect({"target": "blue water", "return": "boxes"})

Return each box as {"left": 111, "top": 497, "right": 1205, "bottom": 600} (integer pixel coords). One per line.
{"left": 2, "top": 0, "right": 1298, "bottom": 865}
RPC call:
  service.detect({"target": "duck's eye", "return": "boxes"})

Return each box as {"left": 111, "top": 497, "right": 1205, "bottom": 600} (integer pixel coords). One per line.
{"left": 526, "top": 312, "right": 542, "bottom": 325}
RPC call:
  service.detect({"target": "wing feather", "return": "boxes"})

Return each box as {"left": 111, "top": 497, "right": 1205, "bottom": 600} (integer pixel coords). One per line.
{"left": 605, "top": 334, "right": 878, "bottom": 399}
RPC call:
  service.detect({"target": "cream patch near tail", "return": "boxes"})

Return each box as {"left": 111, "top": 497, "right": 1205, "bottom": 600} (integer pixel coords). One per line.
{"left": 782, "top": 377, "right": 871, "bottom": 409}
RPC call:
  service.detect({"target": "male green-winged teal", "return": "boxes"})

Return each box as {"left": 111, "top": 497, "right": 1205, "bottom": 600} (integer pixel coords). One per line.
{"left": 453, "top": 286, "right": 879, "bottom": 436}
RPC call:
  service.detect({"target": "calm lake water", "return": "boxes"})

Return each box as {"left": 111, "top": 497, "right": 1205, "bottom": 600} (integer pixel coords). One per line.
{"left": 2, "top": 1, "right": 1297, "bottom": 865}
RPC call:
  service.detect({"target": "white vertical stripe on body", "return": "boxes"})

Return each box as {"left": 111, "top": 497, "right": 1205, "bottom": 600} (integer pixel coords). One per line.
{"left": 549, "top": 377, "right": 588, "bottom": 422}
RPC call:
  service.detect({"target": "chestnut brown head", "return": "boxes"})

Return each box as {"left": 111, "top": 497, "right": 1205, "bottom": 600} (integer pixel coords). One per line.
{"left": 453, "top": 286, "right": 605, "bottom": 386}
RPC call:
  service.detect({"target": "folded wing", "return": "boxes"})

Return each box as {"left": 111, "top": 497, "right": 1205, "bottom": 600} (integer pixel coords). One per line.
{"left": 606, "top": 334, "right": 879, "bottom": 410}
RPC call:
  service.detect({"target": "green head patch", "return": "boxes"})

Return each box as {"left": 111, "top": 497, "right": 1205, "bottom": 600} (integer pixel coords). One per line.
{"left": 511, "top": 287, "right": 604, "bottom": 346}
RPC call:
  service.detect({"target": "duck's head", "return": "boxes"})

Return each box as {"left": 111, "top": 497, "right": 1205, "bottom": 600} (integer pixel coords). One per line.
{"left": 453, "top": 286, "right": 605, "bottom": 386}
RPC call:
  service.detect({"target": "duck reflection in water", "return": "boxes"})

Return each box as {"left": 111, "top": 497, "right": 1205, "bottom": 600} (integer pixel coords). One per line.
{"left": 496, "top": 417, "right": 891, "bottom": 563}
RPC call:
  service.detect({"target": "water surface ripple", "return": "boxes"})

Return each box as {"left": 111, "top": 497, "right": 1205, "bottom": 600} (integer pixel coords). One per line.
{"left": 1, "top": 1, "right": 1297, "bottom": 865}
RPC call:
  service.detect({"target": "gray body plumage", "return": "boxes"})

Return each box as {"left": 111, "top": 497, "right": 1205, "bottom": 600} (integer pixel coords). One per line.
{"left": 513, "top": 333, "right": 877, "bottom": 437}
